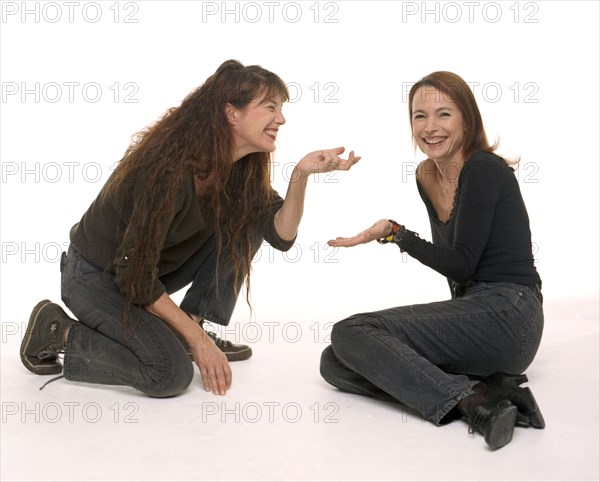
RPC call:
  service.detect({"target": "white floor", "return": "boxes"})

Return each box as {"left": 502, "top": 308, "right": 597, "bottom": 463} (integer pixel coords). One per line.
{"left": 1, "top": 297, "right": 598, "bottom": 482}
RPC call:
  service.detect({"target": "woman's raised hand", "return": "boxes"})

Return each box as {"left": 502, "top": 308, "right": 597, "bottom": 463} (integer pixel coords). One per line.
{"left": 296, "top": 147, "right": 360, "bottom": 178}
{"left": 328, "top": 219, "right": 393, "bottom": 248}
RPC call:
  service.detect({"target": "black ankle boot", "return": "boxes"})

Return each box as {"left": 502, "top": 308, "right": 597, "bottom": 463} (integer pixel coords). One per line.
{"left": 483, "top": 373, "right": 545, "bottom": 429}
{"left": 458, "top": 396, "right": 517, "bottom": 450}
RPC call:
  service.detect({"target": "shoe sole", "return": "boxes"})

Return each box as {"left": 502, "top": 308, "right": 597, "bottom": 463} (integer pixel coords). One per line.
{"left": 225, "top": 346, "right": 253, "bottom": 362}
{"left": 20, "top": 300, "right": 64, "bottom": 375}
{"left": 513, "top": 387, "right": 546, "bottom": 429}
{"left": 485, "top": 404, "right": 517, "bottom": 450}
{"left": 187, "top": 346, "right": 253, "bottom": 362}
{"left": 486, "top": 373, "right": 546, "bottom": 429}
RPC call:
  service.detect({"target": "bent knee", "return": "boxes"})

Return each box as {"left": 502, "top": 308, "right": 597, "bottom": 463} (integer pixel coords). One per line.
{"left": 331, "top": 315, "right": 373, "bottom": 345}
{"left": 144, "top": 354, "right": 194, "bottom": 398}
{"left": 319, "top": 345, "right": 337, "bottom": 382}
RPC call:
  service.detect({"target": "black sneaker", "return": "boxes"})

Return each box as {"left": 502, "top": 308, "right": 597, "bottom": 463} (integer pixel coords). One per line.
{"left": 182, "top": 318, "right": 252, "bottom": 362}
{"left": 20, "top": 300, "right": 76, "bottom": 375}
{"left": 203, "top": 327, "right": 253, "bottom": 362}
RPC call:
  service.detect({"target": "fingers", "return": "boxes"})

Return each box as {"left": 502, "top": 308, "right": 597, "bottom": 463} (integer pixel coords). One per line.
{"left": 327, "top": 221, "right": 384, "bottom": 248}
{"left": 326, "top": 146, "right": 345, "bottom": 155}
{"left": 339, "top": 150, "right": 361, "bottom": 171}
{"left": 196, "top": 348, "right": 232, "bottom": 396}
{"left": 200, "top": 361, "right": 231, "bottom": 396}
{"left": 328, "top": 149, "right": 361, "bottom": 171}
{"left": 328, "top": 238, "right": 350, "bottom": 247}
{"left": 299, "top": 147, "right": 360, "bottom": 177}
{"left": 207, "top": 366, "right": 220, "bottom": 394}
{"left": 224, "top": 362, "right": 232, "bottom": 390}
{"left": 327, "top": 236, "right": 361, "bottom": 248}
{"left": 200, "top": 364, "right": 211, "bottom": 392}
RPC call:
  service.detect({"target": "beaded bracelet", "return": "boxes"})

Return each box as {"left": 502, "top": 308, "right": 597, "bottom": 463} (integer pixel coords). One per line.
{"left": 377, "top": 220, "right": 405, "bottom": 245}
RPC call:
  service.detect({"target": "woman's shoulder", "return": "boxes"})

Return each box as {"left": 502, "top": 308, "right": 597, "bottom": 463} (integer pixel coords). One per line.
{"left": 463, "top": 151, "right": 513, "bottom": 176}
{"left": 461, "top": 151, "right": 516, "bottom": 188}
{"left": 465, "top": 151, "right": 507, "bottom": 167}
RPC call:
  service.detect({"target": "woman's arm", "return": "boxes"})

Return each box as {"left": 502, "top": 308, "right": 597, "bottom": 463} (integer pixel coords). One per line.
{"left": 328, "top": 153, "right": 511, "bottom": 283}
{"left": 145, "top": 292, "right": 231, "bottom": 396}
{"left": 274, "top": 147, "right": 360, "bottom": 240}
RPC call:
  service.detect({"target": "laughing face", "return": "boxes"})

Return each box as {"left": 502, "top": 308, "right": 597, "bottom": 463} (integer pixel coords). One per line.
{"left": 228, "top": 94, "right": 286, "bottom": 161}
{"left": 411, "top": 86, "right": 466, "bottom": 166}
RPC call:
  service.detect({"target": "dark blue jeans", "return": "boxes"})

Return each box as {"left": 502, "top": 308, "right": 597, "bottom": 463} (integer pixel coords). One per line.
{"left": 60, "top": 234, "right": 259, "bottom": 397}
{"left": 320, "top": 282, "right": 544, "bottom": 424}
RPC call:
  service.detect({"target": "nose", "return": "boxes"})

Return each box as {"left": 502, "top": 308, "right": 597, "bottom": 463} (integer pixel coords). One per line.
{"left": 276, "top": 111, "right": 286, "bottom": 125}
{"left": 424, "top": 116, "right": 438, "bottom": 133}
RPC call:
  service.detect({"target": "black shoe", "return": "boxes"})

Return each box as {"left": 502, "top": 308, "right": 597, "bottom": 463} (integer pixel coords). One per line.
{"left": 462, "top": 399, "right": 517, "bottom": 450}
{"left": 183, "top": 319, "right": 253, "bottom": 362}
{"left": 204, "top": 329, "right": 252, "bottom": 362}
{"left": 20, "top": 300, "right": 75, "bottom": 375}
{"left": 483, "top": 373, "right": 546, "bottom": 429}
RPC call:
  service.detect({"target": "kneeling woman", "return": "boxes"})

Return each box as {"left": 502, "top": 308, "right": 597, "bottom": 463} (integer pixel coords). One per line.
{"left": 21, "top": 60, "right": 359, "bottom": 397}
{"left": 322, "top": 71, "right": 544, "bottom": 450}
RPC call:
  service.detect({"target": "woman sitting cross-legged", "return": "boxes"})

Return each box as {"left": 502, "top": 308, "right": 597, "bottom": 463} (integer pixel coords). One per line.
{"left": 321, "top": 71, "right": 544, "bottom": 450}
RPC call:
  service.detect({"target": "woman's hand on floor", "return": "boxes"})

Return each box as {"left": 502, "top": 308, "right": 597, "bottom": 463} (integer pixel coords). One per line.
{"left": 190, "top": 331, "right": 232, "bottom": 396}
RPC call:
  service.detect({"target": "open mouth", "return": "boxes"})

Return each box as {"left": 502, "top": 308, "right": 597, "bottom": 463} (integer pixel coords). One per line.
{"left": 424, "top": 137, "right": 446, "bottom": 146}
{"left": 265, "top": 129, "right": 277, "bottom": 141}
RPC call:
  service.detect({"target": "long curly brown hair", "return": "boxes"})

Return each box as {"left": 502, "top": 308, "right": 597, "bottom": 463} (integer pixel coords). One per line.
{"left": 103, "top": 59, "right": 289, "bottom": 310}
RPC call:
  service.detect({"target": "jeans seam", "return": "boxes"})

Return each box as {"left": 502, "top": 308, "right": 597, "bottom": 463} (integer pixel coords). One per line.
{"left": 519, "top": 299, "right": 541, "bottom": 368}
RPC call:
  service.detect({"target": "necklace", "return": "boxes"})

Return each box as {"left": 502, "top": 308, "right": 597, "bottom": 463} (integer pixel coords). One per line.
{"left": 437, "top": 170, "right": 459, "bottom": 221}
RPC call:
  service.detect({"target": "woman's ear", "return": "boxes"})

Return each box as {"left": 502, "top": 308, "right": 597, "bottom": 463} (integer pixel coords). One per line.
{"left": 225, "top": 103, "right": 238, "bottom": 126}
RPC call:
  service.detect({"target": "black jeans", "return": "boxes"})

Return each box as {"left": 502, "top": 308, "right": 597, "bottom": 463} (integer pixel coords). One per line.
{"left": 320, "top": 282, "right": 544, "bottom": 424}
{"left": 60, "top": 234, "right": 260, "bottom": 397}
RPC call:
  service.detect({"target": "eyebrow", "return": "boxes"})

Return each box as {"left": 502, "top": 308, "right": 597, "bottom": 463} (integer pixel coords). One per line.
{"left": 259, "top": 97, "right": 281, "bottom": 106}
{"left": 412, "top": 107, "right": 454, "bottom": 114}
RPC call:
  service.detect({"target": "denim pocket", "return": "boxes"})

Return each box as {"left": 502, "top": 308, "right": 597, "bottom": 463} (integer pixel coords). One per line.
{"left": 481, "top": 283, "right": 525, "bottom": 314}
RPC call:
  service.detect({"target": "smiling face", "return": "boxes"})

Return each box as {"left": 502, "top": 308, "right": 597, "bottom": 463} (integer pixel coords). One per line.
{"left": 411, "top": 87, "right": 466, "bottom": 166}
{"left": 228, "top": 93, "right": 286, "bottom": 161}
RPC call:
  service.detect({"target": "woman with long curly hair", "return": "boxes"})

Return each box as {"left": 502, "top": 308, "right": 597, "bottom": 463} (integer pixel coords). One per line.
{"left": 320, "top": 71, "right": 544, "bottom": 450}
{"left": 20, "top": 59, "right": 359, "bottom": 397}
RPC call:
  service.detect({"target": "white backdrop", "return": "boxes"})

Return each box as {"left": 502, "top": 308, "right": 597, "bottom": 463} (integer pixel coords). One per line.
{"left": 1, "top": 1, "right": 598, "bottom": 333}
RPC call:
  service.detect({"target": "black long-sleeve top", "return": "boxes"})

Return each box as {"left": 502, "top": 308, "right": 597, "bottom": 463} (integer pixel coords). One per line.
{"left": 397, "top": 152, "right": 541, "bottom": 289}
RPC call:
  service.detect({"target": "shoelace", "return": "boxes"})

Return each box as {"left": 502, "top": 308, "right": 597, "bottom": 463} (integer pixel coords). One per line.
{"left": 37, "top": 343, "right": 65, "bottom": 360}
{"left": 205, "top": 330, "right": 233, "bottom": 350}
{"left": 467, "top": 408, "right": 486, "bottom": 435}
{"left": 38, "top": 375, "right": 65, "bottom": 391}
